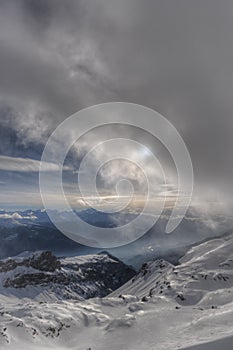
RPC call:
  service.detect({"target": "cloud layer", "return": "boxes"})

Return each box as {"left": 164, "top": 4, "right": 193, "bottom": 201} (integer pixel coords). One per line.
{"left": 0, "top": 0, "right": 233, "bottom": 212}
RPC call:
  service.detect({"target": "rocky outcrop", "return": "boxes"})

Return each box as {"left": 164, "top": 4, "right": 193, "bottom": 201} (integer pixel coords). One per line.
{"left": 1, "top": 251, "right": 136, "bottom": 300}
{"left": 0, "top": 251, "right": 60, "bottom": 273}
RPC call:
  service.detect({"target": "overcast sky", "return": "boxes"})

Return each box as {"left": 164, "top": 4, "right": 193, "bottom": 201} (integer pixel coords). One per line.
{"left": 0, "top": 0, "right": 233, "bottom": 213}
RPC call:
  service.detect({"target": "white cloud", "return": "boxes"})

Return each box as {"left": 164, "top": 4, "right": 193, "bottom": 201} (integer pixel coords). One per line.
{"left": 0, "top": 212, "right": 23, "bottom": 219}
{"left": 0, "top": 155, "right": 70, "bottom": 172}
{"left": 0, "top": 212, "right": 36, "bottom": 220}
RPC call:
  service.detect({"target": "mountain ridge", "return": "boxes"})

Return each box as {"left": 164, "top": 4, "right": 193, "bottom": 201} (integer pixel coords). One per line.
{"left": 0, "top": 250, "right": 136, "bottom": 301}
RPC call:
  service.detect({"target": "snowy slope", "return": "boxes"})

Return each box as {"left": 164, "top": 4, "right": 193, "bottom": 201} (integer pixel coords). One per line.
{"left": 1, "top": 232, "right": 233, "bottom": 349}
{"left": 112, "top": 231, "right": 233, "bottom": 305}
{"left": 110, "top": 259, "right": 174, "bottom": 299}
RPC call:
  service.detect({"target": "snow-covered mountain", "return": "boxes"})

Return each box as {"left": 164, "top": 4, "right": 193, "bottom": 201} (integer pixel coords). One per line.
{"left": 1, "top": 231, "right": 233, "bottom": 349}
{"left": 0, "top": 251, "right": 135, "bottom": 301}
{"left": 111, "top": 230, "right": 233, "bottom": 306}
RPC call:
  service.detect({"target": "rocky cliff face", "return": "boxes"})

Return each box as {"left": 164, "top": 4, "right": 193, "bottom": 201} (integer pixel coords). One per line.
{"left": 0, "top": 251, "right": 60, "bottom": 273}
{"left": 0, "top": 251, "right": 136, "bottom": 300}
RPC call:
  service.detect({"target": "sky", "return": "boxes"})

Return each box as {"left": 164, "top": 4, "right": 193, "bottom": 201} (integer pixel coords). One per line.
{"left": 0, "top": 0, "right": 233, "bottom": 214}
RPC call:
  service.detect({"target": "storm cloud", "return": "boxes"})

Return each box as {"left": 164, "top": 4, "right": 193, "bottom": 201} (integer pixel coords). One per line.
{"left": 0, "top": 0, "right": 233, "bottom": 211}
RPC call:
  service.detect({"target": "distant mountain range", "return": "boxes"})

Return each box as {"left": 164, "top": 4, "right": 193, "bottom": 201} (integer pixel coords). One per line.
{"left": 0, "top": 208, "right": 233, "bottom": 269}
{"left": 0, "top": 208, "right": 142, "bottom": 261}
{"left": 0, "top": 208, "right": 99, "bottom": 259}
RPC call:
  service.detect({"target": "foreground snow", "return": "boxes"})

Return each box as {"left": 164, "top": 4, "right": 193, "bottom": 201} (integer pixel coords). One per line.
{"left": 1, "top": 232, "right": 233, "bottom": 349}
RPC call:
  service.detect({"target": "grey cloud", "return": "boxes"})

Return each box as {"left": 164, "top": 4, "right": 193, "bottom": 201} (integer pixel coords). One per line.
{"left": 0, "top": 0, "right": 233, "bottom": 210}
